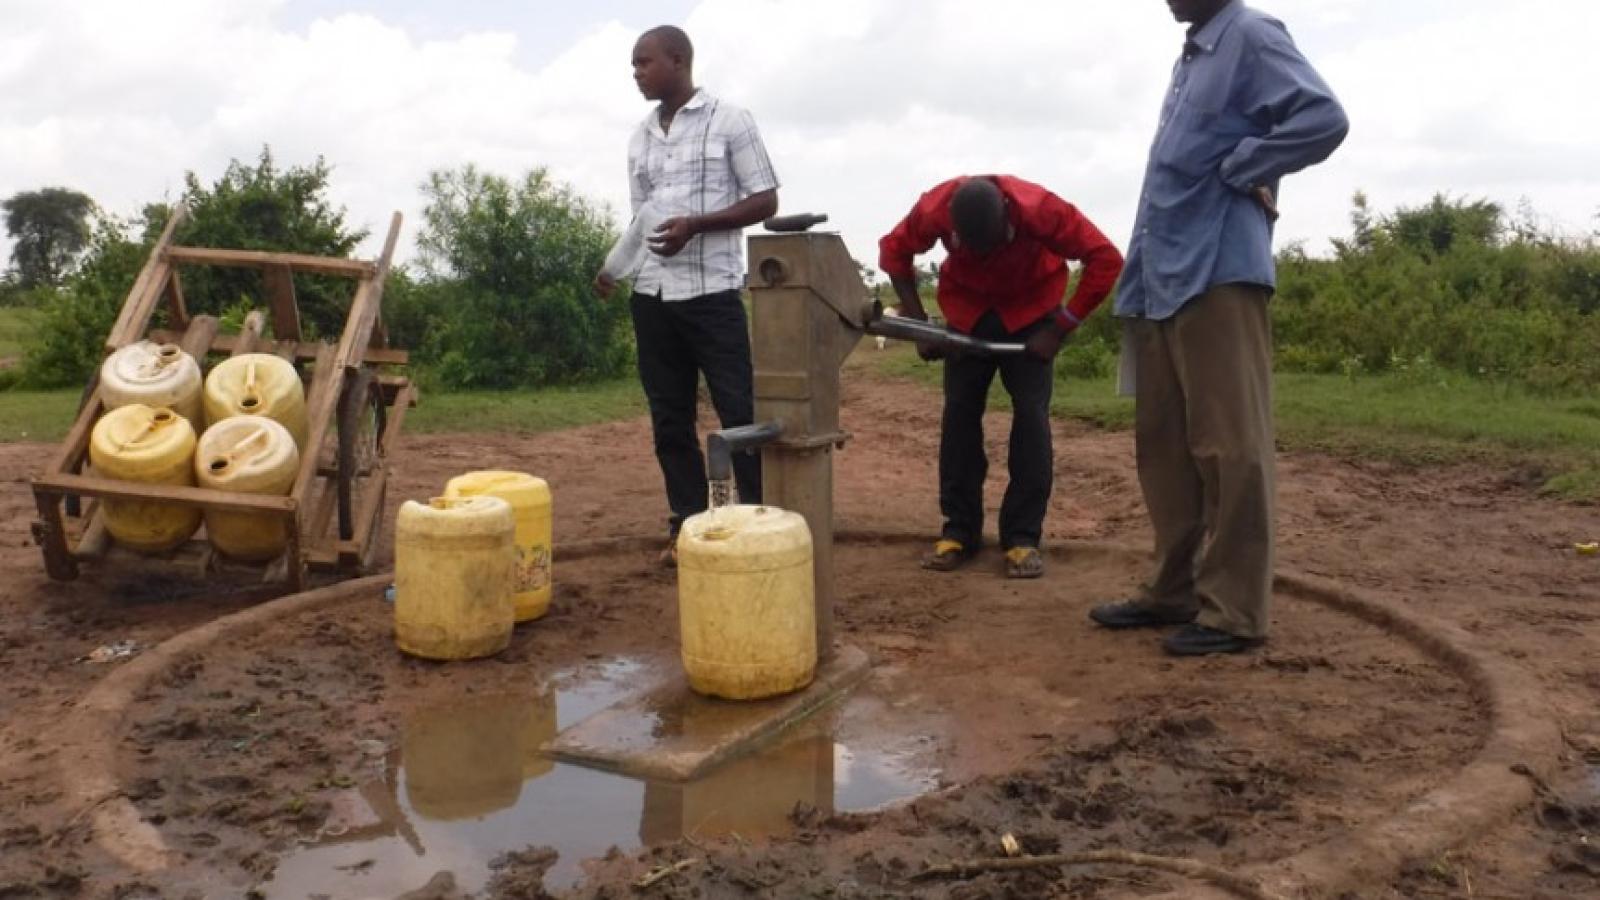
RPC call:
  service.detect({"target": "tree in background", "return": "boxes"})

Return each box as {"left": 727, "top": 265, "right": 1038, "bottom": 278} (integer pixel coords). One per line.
{"left": 407, "top": 165, "right": 628, "bottom": 387}
{"left": 160, "top": 147, "right": 367, "bottom": 337}
{"left": 1384, "top": 194, "right": 1503, "bottom": 258}
{"left": 16, "top": 148, "right": 367, "bottom": 387}
{"left": 17, "top": 216, "right": 146, "bottom": 387}
{"left": 3, "top": 187, "right": 95, "bottom": 290}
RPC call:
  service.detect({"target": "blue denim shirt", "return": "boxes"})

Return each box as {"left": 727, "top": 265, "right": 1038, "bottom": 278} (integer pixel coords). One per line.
{"left": 1115, "top": 1, "right": 1348, "bottom": 320}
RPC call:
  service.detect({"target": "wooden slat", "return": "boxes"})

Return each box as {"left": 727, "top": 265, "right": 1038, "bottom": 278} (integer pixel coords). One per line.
{"left": 166, "top": 247, "right": 374, "bottom": 279}
{"left": 284, "top": 504, "right": 307, "bottom": 590}
{"left": 33, "top": 474, "right": 298, "bottom": 515}
{"left": 381, "top": 381, "right": 415, "bottom": 451}
{"left": 148, "top": 331, "right": 408, "bottom": 366}
{"left": 341, "top": 466, "right": 388, "bottom": 566}
{"left": 232, "top": 310, "right": 267, "bottom": 357}
{"left": 307, "top": 477, "right": 339, "bottom": 550}
{"left": 106, "top": 208, "right": 186, "bottom": 350}
{"left": 73, "top": 513, "right": 111, "bottom": 561}
{"left": 260, "top": 264, "right": 302, "bottom": 342}
{"left": 31, "top": 491, "right": 78, "bottom": 580}
{"left": 177, "top": 315, "right": 221, "bottom": 362}
{"left": 164, "top": 269, "right": 190, "bottom": 331}
{"left": 291, "top": 342, "right": 341, "bottom": 503}
{"left": 108, "top": 261, "right": 172, "bottom": 351}
{"left": 333, "top": 213, "right": 402, "bottom": 371}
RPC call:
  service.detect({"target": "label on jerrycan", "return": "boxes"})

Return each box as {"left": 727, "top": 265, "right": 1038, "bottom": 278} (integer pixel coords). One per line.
{"left": 517, "top": 544, "right": 551, "bottom": 592}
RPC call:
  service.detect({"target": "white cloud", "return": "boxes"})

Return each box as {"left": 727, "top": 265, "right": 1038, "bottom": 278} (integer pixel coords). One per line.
{"left": 1, "top": 0, "right": 1596, "bottom": 281}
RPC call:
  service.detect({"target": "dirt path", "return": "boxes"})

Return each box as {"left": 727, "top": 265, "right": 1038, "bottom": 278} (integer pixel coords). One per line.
{"left": 1, "top": 361, "right": 1598, "bottom": 898}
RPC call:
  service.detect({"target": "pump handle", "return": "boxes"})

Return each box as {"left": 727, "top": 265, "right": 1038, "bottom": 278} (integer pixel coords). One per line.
{"left": 763, "top": 213, "right": 829, "bottom": 233}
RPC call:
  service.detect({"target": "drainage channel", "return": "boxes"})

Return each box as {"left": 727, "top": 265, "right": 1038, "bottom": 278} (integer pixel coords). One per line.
{"left": 258, "top": 659, "right": 937, "bottom": 897}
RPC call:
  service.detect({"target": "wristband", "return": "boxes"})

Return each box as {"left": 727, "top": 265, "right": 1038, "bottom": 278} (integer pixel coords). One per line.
{"left": 1053, "top": 308, "right": 1082, "bottom": 333}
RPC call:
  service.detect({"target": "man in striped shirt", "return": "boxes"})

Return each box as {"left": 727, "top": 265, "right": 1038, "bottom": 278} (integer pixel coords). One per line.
{"left": 593, "top": 25, "right": 780, "bottom": 564}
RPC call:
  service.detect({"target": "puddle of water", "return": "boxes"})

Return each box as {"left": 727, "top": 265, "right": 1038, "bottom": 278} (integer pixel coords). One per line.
{"left": 260, "top": 659, "right": 936, "bottom": 899}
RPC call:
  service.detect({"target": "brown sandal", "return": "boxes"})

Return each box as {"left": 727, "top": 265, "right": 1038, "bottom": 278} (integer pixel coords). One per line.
{"left": 1005, "top": 547, "right": 1044, "bottom": 579}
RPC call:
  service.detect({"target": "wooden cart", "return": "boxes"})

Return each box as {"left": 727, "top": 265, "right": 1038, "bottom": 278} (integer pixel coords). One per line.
{"left": 29, "top": 208, "right": 415, "bottom": 591}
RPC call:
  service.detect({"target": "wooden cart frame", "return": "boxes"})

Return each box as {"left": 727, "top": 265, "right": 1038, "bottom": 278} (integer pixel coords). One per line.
{"left": 30, "top": 208, "right": 415, "bottom": 591}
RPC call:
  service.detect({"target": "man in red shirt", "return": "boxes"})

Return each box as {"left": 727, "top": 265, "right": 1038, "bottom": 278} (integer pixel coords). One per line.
{"left": 879, "top": 175, "right": 1123, "bottom": 577}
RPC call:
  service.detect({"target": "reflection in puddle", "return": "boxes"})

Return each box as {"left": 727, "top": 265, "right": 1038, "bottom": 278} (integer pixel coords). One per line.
{"left": 260, "top": 660, "right": 936, "bottom": 898}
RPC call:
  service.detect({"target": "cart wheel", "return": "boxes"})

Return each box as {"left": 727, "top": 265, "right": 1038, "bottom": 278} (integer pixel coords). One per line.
{"left": 336, "top": 368, "right": 382, "bottom": 541}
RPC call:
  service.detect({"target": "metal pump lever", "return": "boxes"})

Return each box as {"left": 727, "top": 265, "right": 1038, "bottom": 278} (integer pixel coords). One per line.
{"left": 859, "top": 302, "right": 1027, "bottom": 357}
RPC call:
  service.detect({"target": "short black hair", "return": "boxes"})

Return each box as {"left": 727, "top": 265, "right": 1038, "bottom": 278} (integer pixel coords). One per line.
{"left": 950, "top": 178, "right": 1007, "bottom": 252}
{"left": 641, "top": 25, "right": 694, "bottom": 66}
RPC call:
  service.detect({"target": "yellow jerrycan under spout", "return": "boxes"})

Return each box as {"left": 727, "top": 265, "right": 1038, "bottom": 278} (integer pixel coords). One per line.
{"left": 99, "top": 341, "right": 204, "bottom": 426}
{"left": 89, "top": 404, "right": 202, "bottom": 553}
{"left": 194, "top": 416, "right": 299, "bottom": 561}
{"left": 677, "top": 505, "right": 816, "bottom": 700}
{"left": 203, "top": 353, "right": 309, "bottom": 451}
{"left": 394, "top": 495, "right": 517, "bottom": 661}
{"left": 444, "top": 471, "right": 552, "bottom": 623}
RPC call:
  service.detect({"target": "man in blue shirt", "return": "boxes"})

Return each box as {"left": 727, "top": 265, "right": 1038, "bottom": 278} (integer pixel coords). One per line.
{"left": 1090, "top": 0, "right": 1348, "bottom": 656}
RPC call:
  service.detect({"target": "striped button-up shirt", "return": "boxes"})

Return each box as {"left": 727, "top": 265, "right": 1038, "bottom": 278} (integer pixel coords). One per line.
{"left": 627, "top": 89, "right": 780, "bottom": 302}
{"left": 1115, "top": 1, "right": 1348, "bottom": 320}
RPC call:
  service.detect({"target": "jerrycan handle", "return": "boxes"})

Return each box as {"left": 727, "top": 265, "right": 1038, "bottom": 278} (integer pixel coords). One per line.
{"left": 233, "top": 425, "right": 273, "bottom": 458}
{"left": 118, "top": 408, "right": 179, "bottom": 451}
{"left": 207, "top": 426, "right": 273, "bottom": 476}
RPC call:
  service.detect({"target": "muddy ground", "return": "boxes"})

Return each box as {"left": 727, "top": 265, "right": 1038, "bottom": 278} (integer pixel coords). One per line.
{"left": 2, "top": 359, "right": 1599, "bottom": 899}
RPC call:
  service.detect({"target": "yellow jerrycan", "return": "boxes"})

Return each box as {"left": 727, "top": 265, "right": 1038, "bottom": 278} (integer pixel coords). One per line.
{"left": 444, "top": 471, "right": 552, "bottom": 622}
{"left": 99, "top": 341, "right": 203, "bottom": 426}
{"left": 89, "top": 404, "right": 201, "bottom": 553}
{"left": 394, "top": 495, "right": 516, "bottom": 661}
{"left": 677, "top": 505, "right": 816, "bottom": 700}
{"left": 194, "top": 416, "right": 299, "bottom": 561}
{"left": 203, "top": 353, "right": 309, "bottom": 450}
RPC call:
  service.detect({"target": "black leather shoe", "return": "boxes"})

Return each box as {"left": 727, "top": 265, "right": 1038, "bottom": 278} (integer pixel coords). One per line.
{"left": 1088, "top": 600, "right": 1197, "bottom": 629}
{"left": 1163, "top": 624, "right": 1264, "bottom": 657}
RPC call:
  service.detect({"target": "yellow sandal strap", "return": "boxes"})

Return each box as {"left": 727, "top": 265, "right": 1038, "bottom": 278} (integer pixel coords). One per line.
{"left": 934, "top": 539, "right": 966, "bottom": 557}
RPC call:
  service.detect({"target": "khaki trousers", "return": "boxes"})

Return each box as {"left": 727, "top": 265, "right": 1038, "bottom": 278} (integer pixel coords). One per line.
{"left": 1129, "top": 283, "right": 1275, "bottom": 639}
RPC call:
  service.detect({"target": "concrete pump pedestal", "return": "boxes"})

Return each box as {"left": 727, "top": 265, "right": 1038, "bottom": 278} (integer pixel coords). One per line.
{"left": 544, "top": 644, "right": 871, "bottom": 782}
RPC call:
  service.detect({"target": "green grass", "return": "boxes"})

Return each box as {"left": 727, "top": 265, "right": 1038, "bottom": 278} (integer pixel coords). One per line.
{"left": 0, "top": 390, "right": 79, "bottom": 442}
{"left": 0, "top": 306, "right": 36, "bottom": 361}
{"left": 870, "top": 343, "right": 1600, "bottom": 501}
{"left": 406, "top": 378, "right": 646, "bottom": 434}
{"left": 10, "top": 342, "right": 1600, "bottom": 503}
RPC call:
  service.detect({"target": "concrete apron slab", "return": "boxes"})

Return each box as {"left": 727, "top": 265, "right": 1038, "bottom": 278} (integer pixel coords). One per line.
{"left": 543, "top": 644, "right": 871, "bottom": 782}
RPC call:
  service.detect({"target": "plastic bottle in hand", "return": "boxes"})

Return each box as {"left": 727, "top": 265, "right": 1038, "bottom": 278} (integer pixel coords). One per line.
{"left": 601, "top": 202, "right": 666, "bottom": 281}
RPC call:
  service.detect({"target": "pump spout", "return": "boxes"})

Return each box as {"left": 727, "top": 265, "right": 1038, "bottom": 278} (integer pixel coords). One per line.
{"left": 706, "top": 421, "right": 785, "bottom": 483}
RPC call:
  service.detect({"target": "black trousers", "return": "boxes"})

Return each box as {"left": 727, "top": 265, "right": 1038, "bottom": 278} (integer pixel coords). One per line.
{"left": 940, "top": 310, "right": 1055, "bottom": 551}
{"left": 630, "top": 289, "right": 761, "bottom": 536}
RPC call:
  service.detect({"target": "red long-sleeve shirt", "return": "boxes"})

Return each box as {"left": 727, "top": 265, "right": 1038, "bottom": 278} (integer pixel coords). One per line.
{"left": 878, "top": 175, "right": 1123, "bottom": 335}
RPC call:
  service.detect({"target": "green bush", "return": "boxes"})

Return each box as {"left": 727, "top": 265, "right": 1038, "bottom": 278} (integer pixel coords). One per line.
{"left": 17, "top": 218, "right": 146, "bottom": 387}
{"left": 1272, "top": 193, "right": 1600, "bottom": 391}
{"left": 410, "top": 165, "right": 630, "bottom": 388}
{"left": 159, "top": 148, "right": 366, "bottom": 339}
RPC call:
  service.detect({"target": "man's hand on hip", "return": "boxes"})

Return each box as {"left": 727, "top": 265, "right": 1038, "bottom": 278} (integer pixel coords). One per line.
{"left": 1251, "top": 185, "right": 1280, "bottom": 223}
{"left": 648, "top": 217, "right": 699, "bottom": 257}
{"left": 1025, "top": 322, "right": 1070, "bottom": 361}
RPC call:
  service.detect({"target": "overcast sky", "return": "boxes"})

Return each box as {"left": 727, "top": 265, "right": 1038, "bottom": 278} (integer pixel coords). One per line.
{"left": 3, "top": 0, "right": 1596, "bottom": 275}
